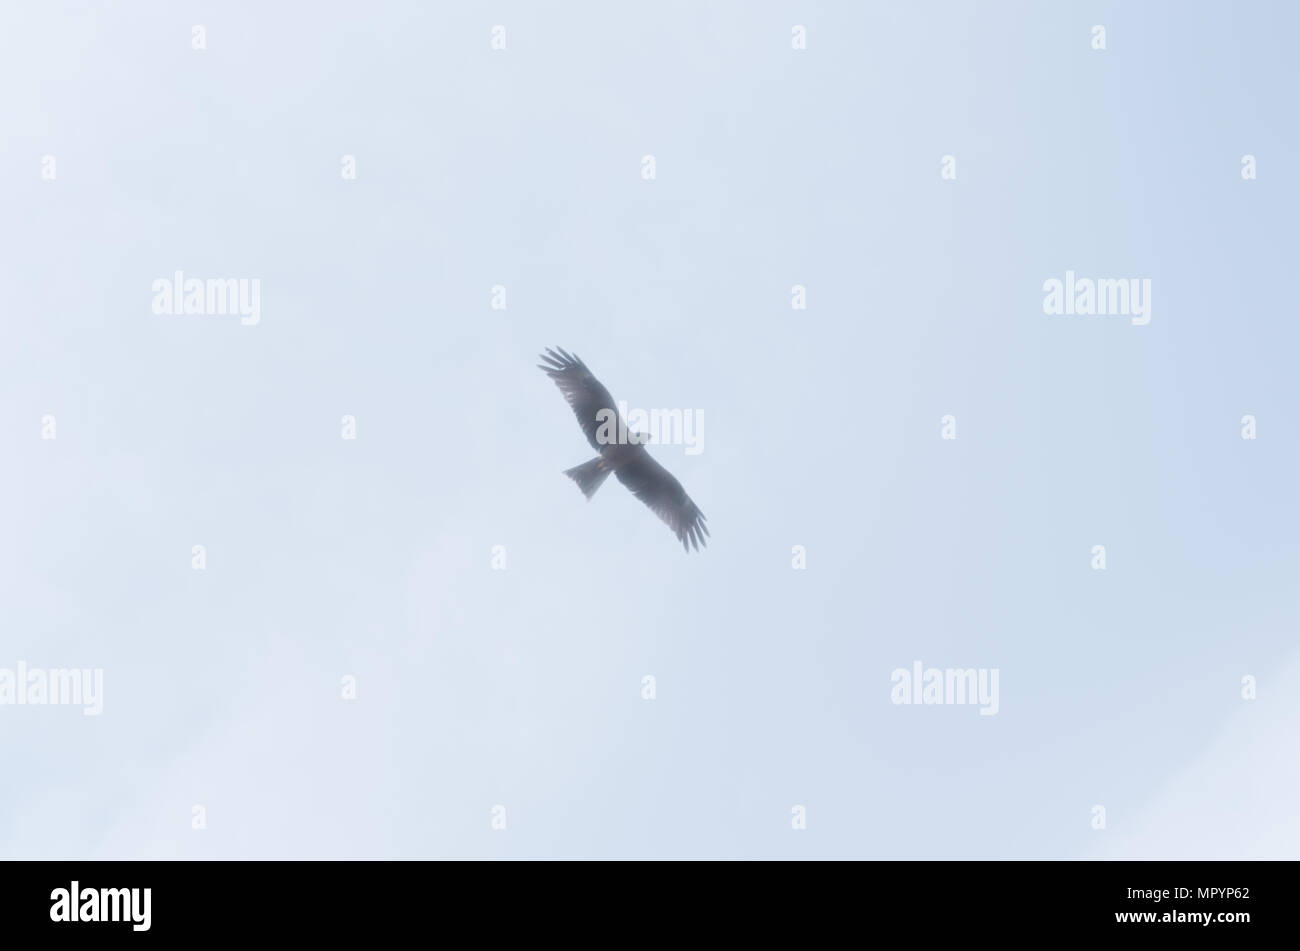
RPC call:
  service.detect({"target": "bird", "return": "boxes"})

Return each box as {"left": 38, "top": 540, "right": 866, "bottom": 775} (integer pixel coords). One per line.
{"left": 538, "top": 347, "right": 708, "bottom": 552}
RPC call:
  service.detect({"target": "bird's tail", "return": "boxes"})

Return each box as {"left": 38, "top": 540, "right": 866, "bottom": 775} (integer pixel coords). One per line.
{"left": 564, "top": 456, "right": 612, "bottom": 500}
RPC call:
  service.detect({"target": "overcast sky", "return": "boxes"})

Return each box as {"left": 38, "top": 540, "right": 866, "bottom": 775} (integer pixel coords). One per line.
{"left": 1, "top": 1, "right": 1297, "bottom": 858}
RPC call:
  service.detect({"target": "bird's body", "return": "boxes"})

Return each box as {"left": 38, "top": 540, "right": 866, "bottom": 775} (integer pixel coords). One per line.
{"left": 538, "top": 347, "right": 708, "bottom": 552}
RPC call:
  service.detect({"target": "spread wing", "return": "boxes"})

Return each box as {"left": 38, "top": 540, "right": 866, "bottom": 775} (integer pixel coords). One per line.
{"left": 538, "top": 347, "right": 621, "bottom": 452}
{"left": 615, "top": 451, "right": 709, "bottom": 552}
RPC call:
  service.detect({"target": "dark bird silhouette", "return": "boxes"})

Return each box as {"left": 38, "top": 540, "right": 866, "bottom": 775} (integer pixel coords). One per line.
{"left": 539, "top": 347, "right": 708, "bottom": 552}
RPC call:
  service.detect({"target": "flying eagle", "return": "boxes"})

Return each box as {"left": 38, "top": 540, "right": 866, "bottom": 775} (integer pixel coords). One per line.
{"left": 539, "top": 347, "right": 708, "bottom": 552}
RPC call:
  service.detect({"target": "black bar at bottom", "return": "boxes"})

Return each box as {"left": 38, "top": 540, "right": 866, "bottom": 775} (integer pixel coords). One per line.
{"left": 0, "top": 859, "right": 1279, "bottom": 939}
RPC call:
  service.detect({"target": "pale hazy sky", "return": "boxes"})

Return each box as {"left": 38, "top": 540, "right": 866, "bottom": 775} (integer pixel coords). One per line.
{"left": 1, "top": 1, "right": 1297, "bottom": 858}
